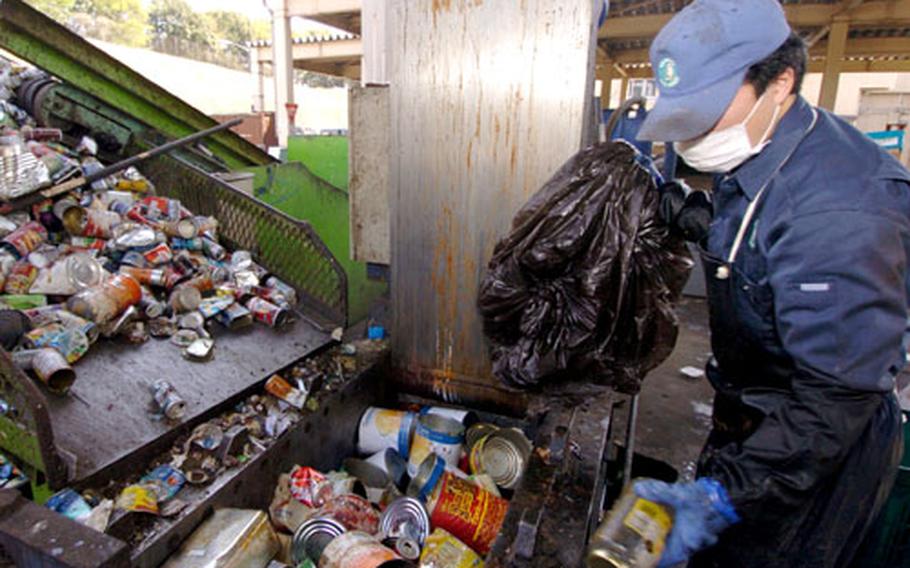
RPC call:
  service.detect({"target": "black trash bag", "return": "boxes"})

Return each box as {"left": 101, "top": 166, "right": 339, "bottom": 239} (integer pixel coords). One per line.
{"left": 478, "top": 141, "right": 693, "bottom": 393}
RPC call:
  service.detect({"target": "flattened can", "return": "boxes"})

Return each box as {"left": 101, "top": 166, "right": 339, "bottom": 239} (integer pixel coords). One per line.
{"left": 427, "top": 471, "right": 509, "bottom": 556}
{"left": 357, "top": 407, "right": 417, "bottom": 459}
{"left": 407, "top": 414, "right": 464, "bottom": 476}
{"left": 319, "top": 531, "right": 403, "bottom": 568}
{"left": 245, "top": 296, "right": 289, "bottom": 328}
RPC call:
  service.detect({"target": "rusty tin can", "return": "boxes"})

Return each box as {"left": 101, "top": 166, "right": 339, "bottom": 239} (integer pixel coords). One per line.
{"left": 319, "top": 531, "right": 404, "bottom": 568}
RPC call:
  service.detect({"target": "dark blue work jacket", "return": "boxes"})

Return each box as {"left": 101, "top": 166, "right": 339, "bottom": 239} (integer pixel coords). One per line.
{"left": 692, "top": 96, "right": 910, "bottom": 567}
{"left": 707, "top": 95, "right": 910, "bottom": 394}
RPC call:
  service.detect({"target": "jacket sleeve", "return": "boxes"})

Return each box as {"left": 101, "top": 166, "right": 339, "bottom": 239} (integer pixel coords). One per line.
{"left": 701, "top": 206, "right": 908, "bottom": 521}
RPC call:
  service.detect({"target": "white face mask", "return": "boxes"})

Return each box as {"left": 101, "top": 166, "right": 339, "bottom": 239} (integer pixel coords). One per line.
{"left": 674, "top": 92, "right": 781, "bottom": 174}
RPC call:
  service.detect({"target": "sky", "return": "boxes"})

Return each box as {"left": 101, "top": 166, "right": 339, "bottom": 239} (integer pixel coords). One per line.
{"left": 137, "top": 0, "right": 332, "bottom": 33}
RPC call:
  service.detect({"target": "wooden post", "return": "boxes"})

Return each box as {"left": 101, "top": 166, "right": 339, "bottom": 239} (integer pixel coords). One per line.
{"left": 597, "top": 62, "right": 614, "bottom": 109}
{"left": 819, "top": 19, "right": 849, "bottom": 111}
{"left": 619, "top": 76, "right": 630, "bottom": 104}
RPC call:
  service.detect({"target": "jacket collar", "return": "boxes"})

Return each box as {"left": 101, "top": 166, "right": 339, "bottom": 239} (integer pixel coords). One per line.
{"left": 730, "top": 96, "right": 816, "bottom": 200}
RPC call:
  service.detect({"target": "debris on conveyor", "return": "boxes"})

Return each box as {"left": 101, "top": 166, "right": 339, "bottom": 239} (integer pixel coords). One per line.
{"left": 478, "top": 141, "right": 693, "bottom": 393}
{"left": 122, "top": 390, "right": 528, "bottom": 566}
{"left": 0, "top": 58, "right": 298, "bottom": 397}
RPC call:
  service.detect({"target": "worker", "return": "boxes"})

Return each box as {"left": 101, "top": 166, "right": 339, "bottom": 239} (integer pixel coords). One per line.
{"left": 633, "top": 0, "right": 910, "bottom": 566}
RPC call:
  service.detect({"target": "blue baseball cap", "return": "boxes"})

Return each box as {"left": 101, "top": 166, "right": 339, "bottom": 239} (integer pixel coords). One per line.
{"left": 637, "top": 0, "right": 791, "bottom": 142}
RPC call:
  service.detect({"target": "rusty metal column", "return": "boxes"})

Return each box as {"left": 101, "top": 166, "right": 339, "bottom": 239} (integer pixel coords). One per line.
{"left": 387, "top": 0, "right": 598, "bottom": 409}
{"left": 819, "top": 19, "right": 849, "bottom": 111}
{"left": 268, "top": 0, "right": 295, "bottom": 146}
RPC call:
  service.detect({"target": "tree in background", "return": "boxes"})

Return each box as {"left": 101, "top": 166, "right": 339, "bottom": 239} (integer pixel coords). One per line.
{"left": 28, "top": 0, "right": 147, "bottom": 46}
{"left": 25, "top": 0, "right": 75, "bottom": 22}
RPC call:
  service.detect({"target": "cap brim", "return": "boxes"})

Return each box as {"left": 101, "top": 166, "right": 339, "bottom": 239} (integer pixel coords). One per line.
{"left": 637, "top": 68, "right": 747, "bottom": 142}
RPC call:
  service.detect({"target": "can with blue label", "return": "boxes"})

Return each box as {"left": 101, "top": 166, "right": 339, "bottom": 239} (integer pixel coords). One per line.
{"left": 407, "top": 414, "right": 464, "bottom": 477}
{"left": 357, "top": 407, "right": 416, "bottom": 460}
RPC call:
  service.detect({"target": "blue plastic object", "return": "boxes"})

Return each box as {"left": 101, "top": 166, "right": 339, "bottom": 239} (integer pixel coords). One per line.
{"left": 867, "top": 130, "right": 905, "bottom": 152}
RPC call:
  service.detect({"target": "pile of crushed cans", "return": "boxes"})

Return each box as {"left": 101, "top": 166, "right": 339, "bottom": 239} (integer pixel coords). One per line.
{"left": 161, "top": 403, "right": 533, "bottom": 567}
{"left": 0, "top": 62, "right": 298, "bottom": 399}
{"left": 39, "top": 342, "right": 373, "bottom": 548}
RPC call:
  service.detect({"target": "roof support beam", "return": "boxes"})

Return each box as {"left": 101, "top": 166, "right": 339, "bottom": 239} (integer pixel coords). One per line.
{"left": 285, "top": 0, "right": 361, "bottom": 17}
{"left": 254, "top": 37, "right": 363, "bottom": 64}
{"left": 819, "top": 20, "right": 849, "bottom": 110}
{"left": 599, "top": 0, "right": 910, "bottom": 39}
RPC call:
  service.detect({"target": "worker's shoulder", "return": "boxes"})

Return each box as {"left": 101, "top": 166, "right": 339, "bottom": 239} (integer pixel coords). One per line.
{"left": 780, "top": 107, "right": 910, "bottom": 219}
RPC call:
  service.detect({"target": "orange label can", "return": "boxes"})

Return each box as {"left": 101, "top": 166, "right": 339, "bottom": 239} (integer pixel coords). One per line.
{"left": 429, "top": 471, "right": 508, "bottom": 556}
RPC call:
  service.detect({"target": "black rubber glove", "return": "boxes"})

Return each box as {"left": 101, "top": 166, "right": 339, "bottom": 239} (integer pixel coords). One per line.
{"left": 677, "top": 190, "right": 713, "bottom": 243}
{"left": 657, "top": 180, "right": 688, "bottom": 227}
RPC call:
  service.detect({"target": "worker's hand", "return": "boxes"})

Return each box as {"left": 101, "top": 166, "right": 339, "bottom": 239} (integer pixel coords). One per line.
{"left": 656, "top": 180, "right": 713, "bottom": 243}
{"left": 656, "top": 180, "right": 688, "bottom": 227}
{"left": 634, "top": 478, "right": 740, "bottom": 567}
{"left": 676, "top": 190, "right": 712, "bottom": 243}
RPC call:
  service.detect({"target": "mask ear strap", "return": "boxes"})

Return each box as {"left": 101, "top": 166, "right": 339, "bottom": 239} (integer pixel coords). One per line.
{"left": 743, "top": 91, "right": 768, "bottom": 124}
{"left": 757, "top": 101, "right": 782, "bottom": 147}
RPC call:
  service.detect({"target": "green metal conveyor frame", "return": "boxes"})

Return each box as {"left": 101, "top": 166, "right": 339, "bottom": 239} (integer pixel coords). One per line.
{"left": 0, "top": 0, "right": 273, "bottom": 171}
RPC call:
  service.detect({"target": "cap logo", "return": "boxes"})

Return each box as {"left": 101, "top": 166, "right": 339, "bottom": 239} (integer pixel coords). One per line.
{"left": 658, "top": 58, "right": 680, "bottom": 88}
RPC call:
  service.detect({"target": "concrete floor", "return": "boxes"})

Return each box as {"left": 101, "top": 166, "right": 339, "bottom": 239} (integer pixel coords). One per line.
{"left": 632, "top": 296, "right": 716, "bottom": 481}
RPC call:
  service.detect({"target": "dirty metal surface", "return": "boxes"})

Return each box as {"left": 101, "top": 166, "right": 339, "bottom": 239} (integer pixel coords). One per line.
{"left": 387, "top": 0, "right": 598, "bottom": 405}
{"left": 349, "top": 85, "right": 391, "bottom": 265}
{"left": 45, "top": 318, "right": 331, "bottom": 486}
{"left": 488, "top": 389, "right": 614, "bottom": 567}
{"left": 0, "top": 489, "right": 129, "bottom": 567}
{"left": 131, "top": 364, "right": 383, "bottom": 568}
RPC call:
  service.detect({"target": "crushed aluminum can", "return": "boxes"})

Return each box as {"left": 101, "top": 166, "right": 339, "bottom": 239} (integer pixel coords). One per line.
{"left": 178, "top": 311, "right": 205, "bottom": 331}
{"left": 183, "top": 337, "right": 214, "bottom": 361}
{"left": 113, "top": 227, "right": 158, "bottom": 250}
{"left": 380, "top": 497, "right": 430, "bottom": 561}
{"left": 140, "top": 294, "right": 167, "bottom": 319}
{"left": 319, "top": 494, "right": 381, "bottom": 535}
{"left": 198, "top": 296, "right": 233, "bottom": 319}
{"left": 149, "top": 317, "right": 177, "bottom": 338}
{"left": 120, "top": 266, "right": 167, "bottom": 288}
{"left": 25, "top": 324, "right": 89, "bottom": 363}
{"left": 120, "top": 250, "right": 149, "bottom": 268}
{"left": 189, "top": 423, "right": 224, "bottom": 453}
{"left": 123, "top": 321, "right": 149, "bottom": 344}
{"left": 291, "top": 516, "right": 346, "bottom": 565}
{"left": 169, "top": 286, "right": 202, "bottom": 313}
{"left": 171, "top": 237, "right": 203, "bottom": 251}
{"left": 4, "top": 261, "right": 37, "bottom": 294}
{"left": 264, "top": 375, "right": 306, "bottom": 409}
{"left": 142, "top": 196, "right": 181, "bottom": 222}
{"left": 150, "top": 380, "right": 186, "bottom": 420}
{"left": 143, "top": 243, "right": 173, "bottom": 266}
{"left": 2, "top": 221, "right": 47, "bottom": 259}
{"left": 12, "top": 347, "right": 76, "bottom": 394}
{"left": 264, "top": 276, "right": 298, "bottom": 306}
{"left": 140, "top": 464, "right": 186, "bottom": 502}
{"left": 202, "top": 236, "right": 226, "bottom": 260}
{"left": 115, "top": 484, "right": 158, "bottom": 514}
{"left": 170, "top": 329, "right": 198, "bottom": 347}
{"left": 215, "top": 302, "right": 253, "bottom": 329}
{"left": 68, "top": 236, "right": 106, "bottom": 251}
{"left": 46, "top": 489, "right": 92, "bottom": 522}
{"left": 246, "top": 296, "right": 289, "bottom": 328}
{"left": 230, "top": 250, "right": 253, "bottom": 272}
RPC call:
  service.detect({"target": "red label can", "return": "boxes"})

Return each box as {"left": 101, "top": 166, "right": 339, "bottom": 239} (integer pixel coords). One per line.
{"left": 428, "top": 471, "right": 508, "bottom": 556}
{"left": 245, "top": 296, "right": 289, "bottom": 328}
{"left": 143, "top": 243, "right": 173, "bottom": 266}
{"left": 3, "top": 221, "right": 48, "bottom": 259}
{"left": 81, "top": 209, "right": 121, "bottom": 238}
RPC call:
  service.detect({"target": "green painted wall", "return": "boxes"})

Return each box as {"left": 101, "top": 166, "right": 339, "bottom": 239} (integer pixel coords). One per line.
{"left": 246, "top": 161, "right": 385, "bottom": 324}
{"left": 287, "top": 136, "right": 350, "bottom": 192}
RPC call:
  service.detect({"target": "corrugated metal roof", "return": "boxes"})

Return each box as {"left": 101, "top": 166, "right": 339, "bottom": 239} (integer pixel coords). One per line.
{"left": 607, "top": 0, "right": 838, "bottom": 17}
{"left": 248, "top": 32, "right": 358, "bottom": 49}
